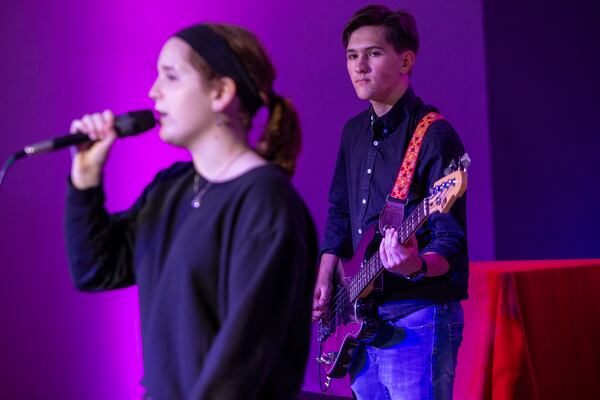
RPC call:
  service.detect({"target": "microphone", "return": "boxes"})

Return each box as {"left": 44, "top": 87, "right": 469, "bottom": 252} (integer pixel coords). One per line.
{"left": 19, "top": 110, "right": 157, "bottom": 158}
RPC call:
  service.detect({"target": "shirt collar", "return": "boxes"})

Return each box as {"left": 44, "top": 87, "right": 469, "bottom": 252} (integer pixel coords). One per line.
{"left": 370, "top": 86, "right": 417, "bottom": 137}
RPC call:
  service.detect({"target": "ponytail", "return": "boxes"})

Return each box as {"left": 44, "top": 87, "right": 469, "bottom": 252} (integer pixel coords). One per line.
{"left": 198, "top": 24, "right": 302, "bottom": 176}
{"left": 256, "top": 93, "right": 301, "bottom": 178}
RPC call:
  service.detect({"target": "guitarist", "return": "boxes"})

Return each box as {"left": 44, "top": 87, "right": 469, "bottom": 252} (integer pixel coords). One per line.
{"left": 312, "top": 5, "right": 468, "bottom": 399}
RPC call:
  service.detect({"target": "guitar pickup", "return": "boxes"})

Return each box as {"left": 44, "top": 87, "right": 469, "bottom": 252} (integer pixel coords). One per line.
{"left": 316, "top": 352, "right": 338, "bottom": 365}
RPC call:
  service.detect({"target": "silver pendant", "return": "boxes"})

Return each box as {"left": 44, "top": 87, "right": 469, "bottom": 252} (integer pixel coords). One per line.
{"left": 191, "top": 178, "right": 212, "bottom": 209}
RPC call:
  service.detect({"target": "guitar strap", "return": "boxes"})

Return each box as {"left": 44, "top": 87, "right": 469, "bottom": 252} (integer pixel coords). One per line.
{"left": 379, "top": 112, "right": 444, "bottom": 232}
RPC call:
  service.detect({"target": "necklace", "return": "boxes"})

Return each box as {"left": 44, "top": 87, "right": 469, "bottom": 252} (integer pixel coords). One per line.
{"left": 190, "top": 149, "right": 248, "bottom": 208}
{"left": 191, "top": 176, "right": 212, "bottom": 208}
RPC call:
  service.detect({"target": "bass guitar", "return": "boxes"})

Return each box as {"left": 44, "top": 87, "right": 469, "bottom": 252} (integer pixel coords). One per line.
{"left": 316, "top": 154, "right": 470, "bottom": 391}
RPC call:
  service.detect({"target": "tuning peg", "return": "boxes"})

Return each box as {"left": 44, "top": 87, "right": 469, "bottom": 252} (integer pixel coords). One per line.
{"left": 459, "top": 153, "right": 471, "bottom": 170}
{"left": 444, "top": 159, "right": 457, "bottom": 175}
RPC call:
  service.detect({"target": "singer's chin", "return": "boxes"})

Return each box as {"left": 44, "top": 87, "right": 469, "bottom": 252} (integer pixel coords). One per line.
{"left": 158, "top": 128, "right": 173, "bottom": 144}
{"left": 158, "top": 128, "right": 185, "bottom": 148}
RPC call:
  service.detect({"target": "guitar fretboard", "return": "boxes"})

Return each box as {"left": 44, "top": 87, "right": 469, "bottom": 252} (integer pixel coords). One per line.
{"left": 348, "top": 199, "right": 430, "bottom": 301}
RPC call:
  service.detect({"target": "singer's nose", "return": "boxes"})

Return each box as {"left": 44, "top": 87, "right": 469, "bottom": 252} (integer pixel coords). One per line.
{"left": 148, "top": 79, "right": 161, "bottom": 101}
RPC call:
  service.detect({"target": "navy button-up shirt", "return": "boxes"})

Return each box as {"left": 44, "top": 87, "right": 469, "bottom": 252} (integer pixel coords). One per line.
{"left": 321, "top": 87, "right": 469, "bottom": 302}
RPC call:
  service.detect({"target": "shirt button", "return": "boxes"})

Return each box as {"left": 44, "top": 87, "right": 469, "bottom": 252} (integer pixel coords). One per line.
{"left": 367, "top": 168, "right": 372, "bottom": 174}
{"left": 373, "top": 140, "right": 379, "bottom": 146}
{"left": 362, "top": 199, "right": 367, "bottom": 204}
{"left": 358, "top": 228, "right": 363, "bottom": 234}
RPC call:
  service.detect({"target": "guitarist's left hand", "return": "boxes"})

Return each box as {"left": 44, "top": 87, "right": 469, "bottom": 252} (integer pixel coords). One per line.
{"left": 379, "top": 228, "right": 422, "bottom": 276}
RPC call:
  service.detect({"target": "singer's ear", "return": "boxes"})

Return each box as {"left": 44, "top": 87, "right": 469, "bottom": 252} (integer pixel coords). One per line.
{"left": 210, "top": 77, "right": 237, "bottom": 113}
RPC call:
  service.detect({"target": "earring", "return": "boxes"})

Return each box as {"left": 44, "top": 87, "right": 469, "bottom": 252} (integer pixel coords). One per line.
{"left": 215, "top": 112, "right": 230, "bottom": 126}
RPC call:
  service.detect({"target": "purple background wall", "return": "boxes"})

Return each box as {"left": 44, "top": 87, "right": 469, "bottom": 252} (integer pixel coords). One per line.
{"left": 484, "top": 0, "right": 600, "bottom": 259}
{"left": 0, "top": 0, "right": 492, "bottom": 397}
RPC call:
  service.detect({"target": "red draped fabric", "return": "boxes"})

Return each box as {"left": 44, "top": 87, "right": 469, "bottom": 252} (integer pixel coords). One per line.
{"left": 455, "top": 259, "right": 600, "bottom": 399}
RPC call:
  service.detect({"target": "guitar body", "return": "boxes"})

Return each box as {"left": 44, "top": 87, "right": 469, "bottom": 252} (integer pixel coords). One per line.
{"left": 317, "top": 301, "right": 380, "bottom": 383}
{"left": 316, "top": 226, "right": 383, "bottom": 389}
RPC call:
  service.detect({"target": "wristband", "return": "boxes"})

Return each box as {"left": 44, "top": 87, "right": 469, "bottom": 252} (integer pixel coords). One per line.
{"left": 403, "top": 255, "right": 428, "bottom": 281}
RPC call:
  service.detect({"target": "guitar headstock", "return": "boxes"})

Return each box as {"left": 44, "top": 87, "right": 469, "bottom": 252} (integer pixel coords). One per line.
{"left": 427, "top": 154, "right": 470, "bottom": 214}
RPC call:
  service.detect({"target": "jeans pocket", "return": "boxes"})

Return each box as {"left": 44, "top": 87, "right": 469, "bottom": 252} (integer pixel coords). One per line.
{"left": 389, "top": 304, "right": 436, "bottom": 330}
{"left": 379, "top": 306, "right": 436, "bottom": 350}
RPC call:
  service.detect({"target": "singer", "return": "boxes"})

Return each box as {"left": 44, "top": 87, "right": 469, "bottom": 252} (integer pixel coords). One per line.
{"left": 64, "top": 24, "right": 317, "bottom": 399}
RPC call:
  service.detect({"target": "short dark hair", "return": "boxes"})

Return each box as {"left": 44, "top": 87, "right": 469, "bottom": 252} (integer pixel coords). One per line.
{"left": 342, "top": 4, "right": 419, "bottom": 55}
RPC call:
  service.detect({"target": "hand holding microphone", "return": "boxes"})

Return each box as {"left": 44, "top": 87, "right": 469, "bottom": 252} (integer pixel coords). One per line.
{"left": 0, "top": 109, "right": 156, "bottom": 190}
{"left": 70, "top": 110, "right": 119, "bottom": 190}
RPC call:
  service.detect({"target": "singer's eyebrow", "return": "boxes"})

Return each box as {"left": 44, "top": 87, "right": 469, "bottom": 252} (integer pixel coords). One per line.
{"left": 158, "top": 64, "right": 176, "bottom": 71}
{"left": 157, "top": 62, "right": 184, "bottom": 74}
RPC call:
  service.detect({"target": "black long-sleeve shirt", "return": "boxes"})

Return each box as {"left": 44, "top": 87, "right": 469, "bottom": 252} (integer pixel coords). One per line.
{"left": 321, "top": 87, "right": 468, "bottom": 302}
{"left": 65, "top": 162, "right": 318, "bottom": 399}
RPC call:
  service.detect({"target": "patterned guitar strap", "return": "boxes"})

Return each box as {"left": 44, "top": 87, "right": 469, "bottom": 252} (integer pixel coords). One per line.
{"left": 378, "top": 112, "right": 444, "bottom": 234}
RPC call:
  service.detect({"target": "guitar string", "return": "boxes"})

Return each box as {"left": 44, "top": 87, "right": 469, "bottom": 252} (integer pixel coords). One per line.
{"left": 324, "top": 221, "right": 413, "bottom": 318}
{"left": 323, "top": 200, "right": 429, "bottom": 321}
{"left": 324, "top": 199, "right": 433, "bottom": 320}
{"left": 320, "top": 174, "right": 464, "bottom": 334}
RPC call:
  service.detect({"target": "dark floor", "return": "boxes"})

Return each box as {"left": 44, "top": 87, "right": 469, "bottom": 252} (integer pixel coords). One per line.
{"left": 298, "top": 391, "right": 352, "bottom": 400}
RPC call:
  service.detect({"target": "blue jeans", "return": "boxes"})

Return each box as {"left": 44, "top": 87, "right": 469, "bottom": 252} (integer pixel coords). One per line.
{"left": 349, "top": 301, "right": 464, "bottom": 400}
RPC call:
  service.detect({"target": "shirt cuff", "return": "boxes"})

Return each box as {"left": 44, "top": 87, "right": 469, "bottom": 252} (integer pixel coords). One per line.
{"left": 66, "top": 176, "right": 105, "bottom": 207}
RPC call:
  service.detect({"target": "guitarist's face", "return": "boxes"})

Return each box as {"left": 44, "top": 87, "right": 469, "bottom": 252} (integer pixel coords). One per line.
{"left": 345, "top": 25, "right": 415, "bottom": 105}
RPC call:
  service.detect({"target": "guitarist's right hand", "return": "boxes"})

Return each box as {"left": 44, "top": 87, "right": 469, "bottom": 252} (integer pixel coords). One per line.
{"left": 312, "top": 254, "right": 344, "bottom": 321}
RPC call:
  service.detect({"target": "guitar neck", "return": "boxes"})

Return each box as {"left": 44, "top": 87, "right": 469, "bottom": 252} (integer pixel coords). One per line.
{"left": 348, "top": 199, "right": 431, "bottom": 302}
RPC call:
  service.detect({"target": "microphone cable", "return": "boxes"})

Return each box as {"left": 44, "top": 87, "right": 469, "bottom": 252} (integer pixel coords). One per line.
{"left": 0, "top": 151, "right": 25, "bottom": 190}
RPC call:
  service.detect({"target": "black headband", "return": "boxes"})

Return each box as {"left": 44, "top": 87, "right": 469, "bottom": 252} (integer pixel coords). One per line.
{"left": 175, "top": 24, "right": 264, "bottom": 115}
